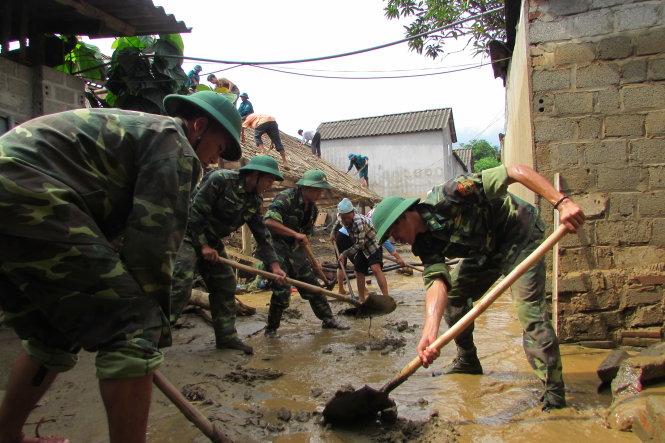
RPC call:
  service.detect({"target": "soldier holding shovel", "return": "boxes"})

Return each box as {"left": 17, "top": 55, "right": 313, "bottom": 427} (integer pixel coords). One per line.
{"left": 372, "top": 164, "right": 585, "bottom": 410}
{"left": 170, "top": 155, "right": 287, "bottom": 355}
{"left": 263, "top": 169, "right": 350, "bottom": 336}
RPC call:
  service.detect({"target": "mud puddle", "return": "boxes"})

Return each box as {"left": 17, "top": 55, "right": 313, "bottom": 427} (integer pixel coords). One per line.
{"left": 0, "top": 271, "right": 641, "bottom": 442}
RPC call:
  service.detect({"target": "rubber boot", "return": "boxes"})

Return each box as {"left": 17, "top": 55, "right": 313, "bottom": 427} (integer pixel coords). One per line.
{"left": 438, "top": 353, "right": 483, "bottom": 375}
{"left": 322, "top": 317, "right": 350, "bottom": 330}
{"left": 216, "top": 337, "right": 253, "bottom": 355}
{"left": 541, "top": 382, "right": 566, "bottom": 411}
{"left": 265, "top": 304, "right": 283, "bottom": 337}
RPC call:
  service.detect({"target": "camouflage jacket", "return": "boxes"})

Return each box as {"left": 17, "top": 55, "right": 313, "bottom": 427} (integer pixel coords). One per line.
{"left": 413, "top": 165, "right": 543, "bottom": 289}
{"left": 187, "top": 169, "right": 279, "bottom": 264}
{"left": 264, "top": 187, "right": 317, "bottom": 243}
{"left": 0, "top": 108, "right": 202, "bottom": 308}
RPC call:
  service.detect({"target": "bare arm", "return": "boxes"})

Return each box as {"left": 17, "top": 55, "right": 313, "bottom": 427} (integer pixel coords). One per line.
{"left": 417, "top": 279, "right": 448, "bottom": 367}
{"left": 506, "top": 164, "right": 586, "bottom": 233}
{"left": 264, "top": 218, "right": 308, "bottom": 246}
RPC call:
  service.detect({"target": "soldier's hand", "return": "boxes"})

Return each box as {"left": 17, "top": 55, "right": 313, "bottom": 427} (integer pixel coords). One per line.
{"left": 417, "top": 334, "right": 440, "bottom": 368}
{"left": 295, "top": 233, "right": 308, "bottom": 246}
{"left": 201, "top": 245, "right": 220, "bottom": 263}
{"left": 558, "top": 198, "right": 586, "bottom": 233}
{"left": 270, "top": 263, "right": 287, "bottom": 285}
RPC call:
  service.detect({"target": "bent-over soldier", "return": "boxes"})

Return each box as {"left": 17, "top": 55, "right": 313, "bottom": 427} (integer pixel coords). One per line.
{"left": 372, "top": 164, "right": 585, "bottom": 411}
{"left": 263, "top": 169, "right": 350, "bottom": 336}
{"left": 0, "top": 91, "right": 241, "bottom": 442}
{"left": 170, "top": 155, "right": 287, "bottom": 354}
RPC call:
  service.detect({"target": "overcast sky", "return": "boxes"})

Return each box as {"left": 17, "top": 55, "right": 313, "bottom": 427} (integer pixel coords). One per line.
{"left": 91, "top": 0, "right": 506, "bottom": 147}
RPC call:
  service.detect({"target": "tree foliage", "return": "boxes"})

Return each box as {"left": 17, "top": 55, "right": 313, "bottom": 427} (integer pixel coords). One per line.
{"left": 474, "top": 156, "right": 501, "bottom": 172}
{"left": 105, "top": 35, "right": 188, "bottom": 114}
{"left": 460, "top": 138, "right": 501, "bottom": 172}
{"left": 384, "top": 0, "right": 505, "bottom": 57}
{"left": 55, "top": 34, "right": 189, "bottom": 114}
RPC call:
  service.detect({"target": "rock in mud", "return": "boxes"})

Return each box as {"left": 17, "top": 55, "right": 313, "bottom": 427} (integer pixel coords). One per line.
{"left": 277, "top": 407, "right": 292, "bottom": 422}
{"left": 181, "top": 384, "right": 208, "bottom": 402}
{"left": 223, "top": 367, "right": 284, "bottom": 386}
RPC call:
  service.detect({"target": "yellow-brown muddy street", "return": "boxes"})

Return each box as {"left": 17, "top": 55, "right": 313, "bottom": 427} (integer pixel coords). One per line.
{"left": 0, "top": 271, "right": 650, "bottom": 442}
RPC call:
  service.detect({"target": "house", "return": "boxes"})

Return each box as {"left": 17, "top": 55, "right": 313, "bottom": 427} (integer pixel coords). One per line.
{"left": 495, "top": 0, "right": 665, "bottom": 345}
{"left": 318, "top": 108, "right": 464, "bottom": 198}
{"left": 0, "top": 0, "right": 381, "bottom": 212}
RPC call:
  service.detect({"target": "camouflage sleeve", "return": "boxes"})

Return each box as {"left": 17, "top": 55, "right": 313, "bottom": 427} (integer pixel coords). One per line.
{"left": 304, "top": 206, "right": 317, "bottom": 237}
{"left": 422, "top": 262, "right": 452, "bottom": 291}
{"left": 121, "top": 155, "right": 200, "bottom": 308}
{"left": 263, "top": 191, "right": 290, "bottom": 224}
{"left": 188, "top": 171, "right": 226, "bottom": 250}
{"left": 247, "top": 212, "right": 279, "bottom": 264}
{"left": 479, "top": 164, "right": 509, "bottom": 200}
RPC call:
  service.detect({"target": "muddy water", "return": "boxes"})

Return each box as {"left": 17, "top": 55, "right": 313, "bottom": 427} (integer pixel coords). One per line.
{"left": 0, "top": 272, "right": 640, "bottom": 442}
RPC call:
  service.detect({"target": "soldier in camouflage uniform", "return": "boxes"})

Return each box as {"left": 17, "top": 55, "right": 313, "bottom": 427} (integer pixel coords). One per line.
{"left": 263, "top": 169, "right": 350, "bottom": 336}
{"left": 372, "top": 164, "right": 585, "bottom": 411}
{"left": 0, "top": 91, "right": 242, "bottom": 443}
{"left": 170, "top": 155, "right": 287, "bottom": 354}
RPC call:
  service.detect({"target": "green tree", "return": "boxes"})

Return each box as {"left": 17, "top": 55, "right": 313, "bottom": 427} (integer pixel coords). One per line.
{"left": 384, "top": 0, "right": 505, "bottom": 57}
{"left": 459, "top": 139, "right": 501, "bottom": 172}
{"left": 474, "top": 156, "right": 501, "bottom": 172}
{"left": 55, "top": 34, "right": 189, "bottom": 114}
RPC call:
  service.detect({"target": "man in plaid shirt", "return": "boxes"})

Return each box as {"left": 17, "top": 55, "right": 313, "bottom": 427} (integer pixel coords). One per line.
{"left": 331, "top": 198, "right": 390, "bottom": 301}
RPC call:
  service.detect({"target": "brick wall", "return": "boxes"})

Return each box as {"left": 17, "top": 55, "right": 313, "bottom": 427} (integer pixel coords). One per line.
{"left": 0, "top": 58, "right": 86, "bottom": 130}
{"left": 525, "top": 0, "right": 664, "bottom": 344}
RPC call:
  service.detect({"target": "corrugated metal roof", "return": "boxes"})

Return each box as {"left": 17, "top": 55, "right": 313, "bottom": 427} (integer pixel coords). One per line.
{"left": 0, "top": 0, "right": 190, "bottom": 42}
{"left": 318, "top": 108, "right": 456, "bottom": 141}
{"left": 454, "top": 147, "right": 473, "bottom": 171}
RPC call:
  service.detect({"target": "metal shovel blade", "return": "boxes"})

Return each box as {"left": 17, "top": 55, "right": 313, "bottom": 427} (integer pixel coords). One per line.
{"left": 323, "top": 385, "right": 394, "bottom": 423}
{"left": 339, "top": 293, "right": 397, "bottom": 318}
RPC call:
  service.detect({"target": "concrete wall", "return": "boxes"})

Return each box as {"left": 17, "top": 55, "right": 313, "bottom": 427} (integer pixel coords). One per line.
{"left": 0, "top": 58, "right": 86, "bottom": 132}
{"left": 322, "top": 129, "right": 462, "bottom": 198}
{"left": 523, "top": 0, "right": 665, "bottom": 344}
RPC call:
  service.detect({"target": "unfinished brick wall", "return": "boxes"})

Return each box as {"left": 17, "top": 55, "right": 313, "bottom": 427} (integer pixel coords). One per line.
{"left": 0, "top": 58, "right": 86, "bottom": 128}
{"left": 527, "top": 0, "right": 664, "bottom": 345}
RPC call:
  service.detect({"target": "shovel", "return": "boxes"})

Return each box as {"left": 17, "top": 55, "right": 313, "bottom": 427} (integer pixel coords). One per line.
{"left": 382, "top": 254, "right": 424, "bottom": 272}
{"left": 333, "top": 242, "right": 356, "bottom": 299}
{"left": 153, "top": 370, "right": 233, "bottom": 442}
{"left": 322, "top": 225, "right": 568, "bottom": 423}
{"left": 216, "top": 257, "right": 396, "bottom": 318}
{"left": 303, "top": 243, "right": 335, "bottom": 290}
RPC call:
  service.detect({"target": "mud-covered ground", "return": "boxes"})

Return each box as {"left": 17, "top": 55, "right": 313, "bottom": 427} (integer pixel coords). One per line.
{"left": 0, "top": 230, "right": 646, "bottom": 442}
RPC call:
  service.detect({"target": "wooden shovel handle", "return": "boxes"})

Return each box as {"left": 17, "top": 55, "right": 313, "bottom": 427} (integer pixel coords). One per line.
{"left": 333, "top": 242, "right": 356, "bottom": 298}
{"left": 380, "top": 225, "right": 569, "bottom": 394}
{"left": 303, "top": 242, "right": 331, "bottom": 284}
{"left": 153, "top": 370, "right": 233, "bottom": 443}
{"left": 382, "top": 254, "right": 424, "bottom": 272}
{"left": 216, "top": 256, "right": 361, "bottom": 307}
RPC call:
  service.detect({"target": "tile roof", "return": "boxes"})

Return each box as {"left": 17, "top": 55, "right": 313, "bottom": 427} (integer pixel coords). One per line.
{"left": 318, "top": 108, "right": 456, "bottom": 141}
{"left": 453, "top": 147, "right": 473, "bottom": 172}
{"left": 0, "top": 0, "right": 190, "bottom": 42}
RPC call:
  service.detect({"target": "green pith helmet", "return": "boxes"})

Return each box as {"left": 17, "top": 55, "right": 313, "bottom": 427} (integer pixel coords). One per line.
{"left": 163, "top": 91, "right": 242, "bottom": 161}
{"left": 295, "top": 169, "right": 332, "bottom": 189}
{"left": 372, "top": 196, "right": 420, "bottom": 242}
{"left": 239, "top": 155, "right": 284, "bottom": 181}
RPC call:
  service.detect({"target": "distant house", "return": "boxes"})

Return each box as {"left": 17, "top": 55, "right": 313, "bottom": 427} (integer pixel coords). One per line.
{"left": 318, "top": 108, "right": 464, "bottom": 198}
{"left": 453, "top": 147, "right": 474, "bottom": 173}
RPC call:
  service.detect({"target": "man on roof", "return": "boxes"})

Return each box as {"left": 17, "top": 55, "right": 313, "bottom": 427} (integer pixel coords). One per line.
{"left": 263, "top": 169, "right": 350, "bottom": 336}
{"left": 346, "top": 153, "right": 369, "bottom": 187}
{"left": 371, "top": 164, "right": 585, "bottom": 411}
{"left": 0, "top": 90, "right": 242, "bottom": 442}
{"left": 170, "top": 155, "right": 287, "bottom": 355}
{"left": 241, "top": 113, "right": 288, "bottom": 169}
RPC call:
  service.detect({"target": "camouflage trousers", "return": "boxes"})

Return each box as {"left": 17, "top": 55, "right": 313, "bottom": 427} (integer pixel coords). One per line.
{"left": 445, "top": 225, "right": 564, "bottom": 398}
{"left": 0, "top": 234, "right": 166, "bottom": 379}
{"left": 170, "top": 240, "right": 238, "bottom": 343}
{"left": 266, "top": 239, "right": 333, "bottom": 331}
